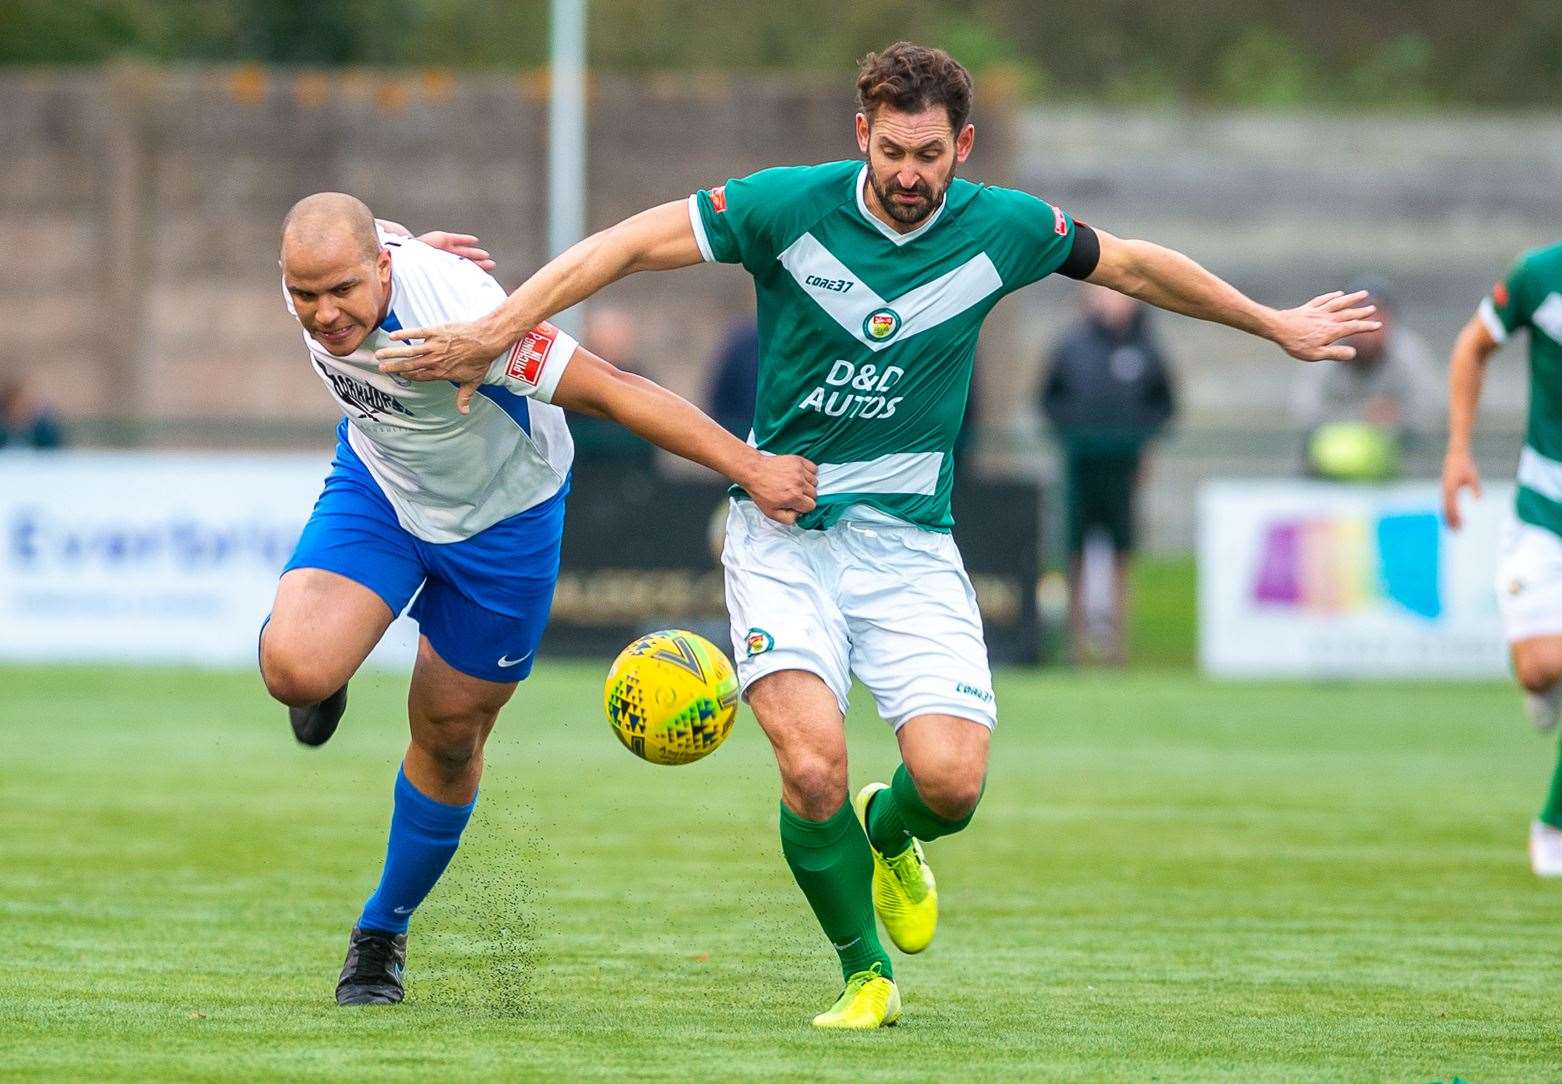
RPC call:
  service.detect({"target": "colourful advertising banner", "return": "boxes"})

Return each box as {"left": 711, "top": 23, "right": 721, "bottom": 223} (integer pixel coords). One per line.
{"left": 1199, "top": 480, "right": 1510, "bottom": 678}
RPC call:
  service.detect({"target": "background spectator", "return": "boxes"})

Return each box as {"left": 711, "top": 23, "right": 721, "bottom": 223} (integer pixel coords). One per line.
{"left": 0, "top": 377, "right": 65, "bottom": 450}
{"left": 1040, "top": 285, "right": 1177, "bottom": 665}
{"left": 1290, "top": 275, "right": 1443, "bottom": 480}
{"left": 570, "top": 306, "right": 654, "bottom": 469}
{"left": 707, "top": 319, "right": 760, "bottom": 438}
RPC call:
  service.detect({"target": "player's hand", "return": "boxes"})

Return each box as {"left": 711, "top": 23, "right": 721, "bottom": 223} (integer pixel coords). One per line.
{"left": 1270, "top": 290, "right": 1381, "bottom": 362}
{"left": 1441, "top": 448, "right": 1483, "bottom": 530}
{"left": 376, "top": 319, "right": 507, "bottom": 415}
{"left": 374, "top": 219, "right": 495, "bottom": 270}
{"left": 743, "top": 453, "right": 818, "bottom": 526}
{"left": 415, "top": 231, "right": 497, "bottom": 271}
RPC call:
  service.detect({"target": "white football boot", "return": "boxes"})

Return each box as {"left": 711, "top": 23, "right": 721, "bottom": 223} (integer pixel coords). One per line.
{"left": 1529, "top": 821, "right": 1562, "bottom": 877}
{"left": 1525, "top": 685, "right": 1562, "bottom": 734}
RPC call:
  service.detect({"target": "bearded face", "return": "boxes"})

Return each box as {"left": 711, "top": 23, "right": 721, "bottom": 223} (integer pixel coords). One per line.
{"left": 856, "top": 104, "right": 974, "bottom": 231}
{"left": 868, "top": 164, "right": 951, "bottom": 226}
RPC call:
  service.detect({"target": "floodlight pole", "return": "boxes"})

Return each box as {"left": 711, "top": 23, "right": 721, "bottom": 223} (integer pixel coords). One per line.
{"left": 548, "top": 0, "right": 587, "bottom": 337}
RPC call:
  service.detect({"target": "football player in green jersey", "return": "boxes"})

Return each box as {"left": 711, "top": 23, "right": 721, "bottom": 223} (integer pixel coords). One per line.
{"left": 1442, "top": 241, "right": 1562, "bottom": 875}
{"left": 377, "top": 42, "right": 1379, "bottom": 1028}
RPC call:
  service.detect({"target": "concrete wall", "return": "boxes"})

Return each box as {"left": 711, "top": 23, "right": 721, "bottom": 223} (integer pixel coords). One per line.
{"left": 0, "top": 64, "right": 1011, "bottom": 437}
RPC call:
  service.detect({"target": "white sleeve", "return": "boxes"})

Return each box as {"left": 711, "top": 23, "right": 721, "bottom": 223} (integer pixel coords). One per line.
{"left": 1477, "top": 296, "right": 1508, "bottom": 344}
{"left": 483, "top": 322, "right": 579, "bottom": 404}
{"left": 687, "top": 193, "right": 716, "bottom": 263}
{"left": 387, "top": 234, "right": 585, "bottom": 396}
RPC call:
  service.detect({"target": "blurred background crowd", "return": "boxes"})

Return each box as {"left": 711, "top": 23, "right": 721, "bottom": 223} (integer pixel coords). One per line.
{"left": 3, "top": 0, "right": 1559, "bottom": 665}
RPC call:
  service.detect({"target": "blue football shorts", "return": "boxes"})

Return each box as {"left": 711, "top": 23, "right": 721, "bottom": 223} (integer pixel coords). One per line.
{"left": 283, "top": 420, "right": 567, "bottom": 683}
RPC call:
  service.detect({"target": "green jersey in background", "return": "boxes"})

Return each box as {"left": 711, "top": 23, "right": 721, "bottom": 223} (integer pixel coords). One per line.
{"left": 1482, "top": 241, "right": 1562, "bottom": 535}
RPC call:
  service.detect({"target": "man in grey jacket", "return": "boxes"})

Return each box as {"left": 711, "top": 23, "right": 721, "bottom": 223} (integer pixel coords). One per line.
{"left": 1291, "top": 276, "right": 1443, "bottom": 479}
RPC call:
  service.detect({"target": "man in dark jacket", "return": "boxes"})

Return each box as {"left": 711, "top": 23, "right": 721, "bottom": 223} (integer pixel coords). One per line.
{"left": 1040, "top": 285, "right": 1176, "bottom": 664}
{"left": 707, "top": 319, "right": 761, "bottom": 438}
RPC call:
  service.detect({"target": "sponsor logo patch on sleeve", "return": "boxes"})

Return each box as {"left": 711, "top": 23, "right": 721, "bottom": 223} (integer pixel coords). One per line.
{"left": 1052, "top": 205, "right": 1069, "bottom": 237}
{"left": 1493, "top": 281, "right": 1510, "bottom": 308}
{"left": 506, "top": 323, "right": 559, "bottom": 386}
{"left": 744, "top": 628, "right": 774, "bottom": 656}
{"left": 710, "top": 186, "right": 727, "bottom": 214}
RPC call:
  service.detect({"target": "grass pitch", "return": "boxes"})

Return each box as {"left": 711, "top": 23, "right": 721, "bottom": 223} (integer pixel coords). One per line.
{"left": 3, "top": 662, "right": 1560, "bottom": 1081}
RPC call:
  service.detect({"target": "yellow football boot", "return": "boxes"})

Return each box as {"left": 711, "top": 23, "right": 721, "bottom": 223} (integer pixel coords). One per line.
{"left": 854, "top": 782, "right": 938, "bottom": 954}
{"left": 810, "top": 963, "right": 901, "bottom": 1029}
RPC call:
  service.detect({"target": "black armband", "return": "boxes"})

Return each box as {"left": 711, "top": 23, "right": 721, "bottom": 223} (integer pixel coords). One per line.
{"left": 1057, "top": 221, "right": 1100, "bottom": 281}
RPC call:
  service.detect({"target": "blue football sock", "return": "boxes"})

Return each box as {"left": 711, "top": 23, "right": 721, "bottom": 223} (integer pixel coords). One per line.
{"left": 357, "top": 766, "right": 476, "bottom": 935}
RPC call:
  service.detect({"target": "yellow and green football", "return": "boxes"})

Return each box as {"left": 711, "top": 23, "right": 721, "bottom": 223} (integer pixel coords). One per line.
{"left": 603, "top": 629, "right": 740, "bottom": 765}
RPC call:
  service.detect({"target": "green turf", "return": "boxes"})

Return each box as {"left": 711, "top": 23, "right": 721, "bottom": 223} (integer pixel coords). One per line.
{"left": 1126, "top": 554, "right": 1198, "bottom": 668}
{"left": 3, "top": 663, "right": 1560, "bottom": 1081}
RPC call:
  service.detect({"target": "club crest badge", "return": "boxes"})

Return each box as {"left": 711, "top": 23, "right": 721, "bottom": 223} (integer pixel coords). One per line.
{"left": 862, "top": 307, "right": 901, "bottom": 343}
{"left": 745, "top": 628, "right": 775, "bottom": 657}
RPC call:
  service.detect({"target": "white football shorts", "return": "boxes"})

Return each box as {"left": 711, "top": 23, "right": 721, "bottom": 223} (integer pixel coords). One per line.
{"left": 720, "top": 498, "right": 996, "bottom": 730}
{"left": 1497, "top": 512, "right": 1562, "bottom": 643}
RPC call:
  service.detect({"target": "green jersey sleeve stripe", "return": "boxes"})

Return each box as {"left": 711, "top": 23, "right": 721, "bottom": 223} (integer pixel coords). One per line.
{"left": 686, "top": 193, "right": 716, "bottom": 263}
{"left": 1478, "top": 297, "right": 1509, "bottom": 343}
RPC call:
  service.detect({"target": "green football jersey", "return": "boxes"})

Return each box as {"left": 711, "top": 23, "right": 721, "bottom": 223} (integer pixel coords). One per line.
{"left": 1481, "top": 241, "right": 1562, "bottom": 535}
{"left": 690, "top": 160, "right": 1081, "bottom": 531}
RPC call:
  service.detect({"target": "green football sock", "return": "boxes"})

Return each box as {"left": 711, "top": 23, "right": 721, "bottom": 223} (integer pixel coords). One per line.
{"left": 866, "top": 762, "right": 981, "bottom": 857}
{"left": 1541, "top": 743, "right": 1562, "bottom": 830}
{"left": 778, "top": 797, "right": 892, "bottom": 981}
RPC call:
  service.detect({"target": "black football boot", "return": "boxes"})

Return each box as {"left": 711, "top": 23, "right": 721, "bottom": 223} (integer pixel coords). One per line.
{"left": 336, "top": 926, "right": 407, "bottom": 1005}
{"left": 290, "top": 683, "right": 348, "bottom": 747}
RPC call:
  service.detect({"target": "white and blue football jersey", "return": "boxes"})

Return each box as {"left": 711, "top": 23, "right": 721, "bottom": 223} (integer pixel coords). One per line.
{"left": 289, "top": 228, "right": 577, "bottom": 543}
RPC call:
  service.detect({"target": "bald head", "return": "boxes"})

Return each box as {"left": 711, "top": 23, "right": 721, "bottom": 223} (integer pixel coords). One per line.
{"left": 281, "top": 192, "right": 380, "bottom": 264}
{"left": 280, "top": 192, "right": 392, "bottom": 357}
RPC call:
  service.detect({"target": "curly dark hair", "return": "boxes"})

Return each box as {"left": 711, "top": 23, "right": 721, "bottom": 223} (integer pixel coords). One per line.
{"left": 856, "top": 42, "right": 973, "bottom": 133}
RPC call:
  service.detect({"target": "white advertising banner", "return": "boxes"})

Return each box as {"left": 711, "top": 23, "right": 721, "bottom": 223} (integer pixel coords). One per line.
{"left": 1199, "top": 479, "right": 1511, "bottom": 679}
{"left": 0, "top": 451, "right": 418, "bottom": 668}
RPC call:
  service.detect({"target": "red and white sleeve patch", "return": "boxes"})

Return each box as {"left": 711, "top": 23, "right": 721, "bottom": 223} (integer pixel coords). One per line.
{"left": 506, "top": 323, "right": 559, "bottom": 387}
{"left": 710, "top": 186, "right": 727, "bottom": 214}
{"left": 1492, "top": 281, "right": 1510, "bottom": 308}
{"left": 1052, "top": 205, "right": 1069, "bottom": 237}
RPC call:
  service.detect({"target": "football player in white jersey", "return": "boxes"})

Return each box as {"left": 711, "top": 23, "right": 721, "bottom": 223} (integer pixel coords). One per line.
{"left": 261, "top": 192, "right": 815, "bottom": 1005}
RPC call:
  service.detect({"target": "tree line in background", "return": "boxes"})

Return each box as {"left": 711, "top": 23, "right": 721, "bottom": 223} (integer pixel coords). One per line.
{"left": 2, "top": 0, "right": 1557, "bottom": 109}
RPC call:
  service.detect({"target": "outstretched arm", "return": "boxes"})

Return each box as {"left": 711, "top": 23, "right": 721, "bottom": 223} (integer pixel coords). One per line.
{"left": 1086, "top": 229, "right": 1380, "bottom": 361}
{"left": 1441, "top": 314, "right": 1501, "bottom": 529}
{"left": 375, "top": 201, "right": 701, "bottom": 402}
{"left": 549, "top": 346, "right": 817, "bottom": 525}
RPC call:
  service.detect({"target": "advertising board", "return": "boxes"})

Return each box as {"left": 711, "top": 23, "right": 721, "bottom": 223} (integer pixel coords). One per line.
{"left": 1199, "top": 479, "right": 1510, "bottom": 678}
{"left": 0, "top": 454, "right": 1044, "bottom": 668}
